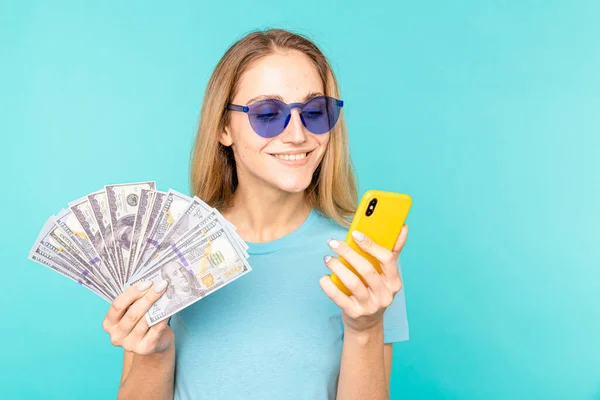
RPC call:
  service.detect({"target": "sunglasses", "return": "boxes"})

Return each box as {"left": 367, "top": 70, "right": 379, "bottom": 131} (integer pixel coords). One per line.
{"left": 227, "top": 95, "right": 344, "bottom": 138}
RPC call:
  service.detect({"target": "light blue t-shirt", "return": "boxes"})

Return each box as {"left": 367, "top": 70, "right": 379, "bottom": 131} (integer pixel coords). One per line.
{"left": 170, "top": 209, "right": 409, "bottom": 400}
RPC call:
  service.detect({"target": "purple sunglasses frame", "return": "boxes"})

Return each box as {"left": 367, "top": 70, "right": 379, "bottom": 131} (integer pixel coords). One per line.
{"left": 226, "top": 95, "right": 344, "bottom": 138}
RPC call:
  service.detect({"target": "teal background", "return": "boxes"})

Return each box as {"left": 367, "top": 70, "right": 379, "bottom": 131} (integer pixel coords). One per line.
{"left": 2, "top": 1, "right": 599, "bottom": 399}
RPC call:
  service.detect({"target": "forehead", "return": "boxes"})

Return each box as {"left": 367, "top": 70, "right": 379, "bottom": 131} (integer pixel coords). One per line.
{"left": 235, "top": 50, "right": 324, "bottom": 104}
{"left": 164, "top": 262, "right": 179, "bottom": 272}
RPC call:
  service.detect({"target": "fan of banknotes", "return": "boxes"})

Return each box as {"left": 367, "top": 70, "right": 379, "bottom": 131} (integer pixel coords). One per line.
{"left": 28, "top": 182, "right": 251, "bottom": 326}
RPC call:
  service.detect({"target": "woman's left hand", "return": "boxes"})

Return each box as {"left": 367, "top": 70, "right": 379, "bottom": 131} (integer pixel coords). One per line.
{"left": 320, "top": 225, "right": 408, "bottom": 334}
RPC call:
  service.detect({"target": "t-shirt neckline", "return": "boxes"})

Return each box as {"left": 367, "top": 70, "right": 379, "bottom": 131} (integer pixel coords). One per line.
{"left": 246, "top": 209, "right": 318, "bottom": 255}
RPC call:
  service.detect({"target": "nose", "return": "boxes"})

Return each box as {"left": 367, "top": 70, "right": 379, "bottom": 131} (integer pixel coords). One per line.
{"left": 279, "top": 108, "right": 308, "bottom": 144}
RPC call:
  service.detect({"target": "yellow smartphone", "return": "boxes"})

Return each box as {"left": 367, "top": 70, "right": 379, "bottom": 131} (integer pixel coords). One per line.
{"left": 330, "top": 190, "right": 412, "bottom": 296}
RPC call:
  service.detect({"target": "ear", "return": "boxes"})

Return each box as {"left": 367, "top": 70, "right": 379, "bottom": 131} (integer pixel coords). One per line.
{"left": 219, "top": 125, "right": 234, "bottom": 147}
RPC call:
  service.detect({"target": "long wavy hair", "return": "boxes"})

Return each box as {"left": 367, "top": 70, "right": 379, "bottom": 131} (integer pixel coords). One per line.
{"left": 190, "top": 29, "right": 357, "bottom": 226}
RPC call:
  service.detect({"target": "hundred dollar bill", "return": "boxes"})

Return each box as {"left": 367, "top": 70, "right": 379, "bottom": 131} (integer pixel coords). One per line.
{"left": 88, "top": 190, "right": 122, "bottom": 286}
{"left": 187, "top": 198, "right": 248, "bottom": 251}
{"left": 29, "top": 242, "right": 112, "bottom": 303}
{"left": 152, "top": 211, "right": 249, "bottom": 270}
{"left": 47, "top": 222, "right": 118, "bottom": 299}
{"left": 105, "top": 182, "right": 156, "bottom": 281}
{"left": 47, "top": 221, "right": 115, "bottom": 296}
{"left": 133, "top": 228, "right": 251, "bottom": 326}
{"left": 189, "top": 196, "right": 248, "bottom": 250}
{"left": 30, "top": 223, "right": 98, "bottom": 288}
{"left": 134, "top": 198, "right": 248, "bottom": 278}
{"left": 53, "top": 208, "right": 121, "bottom": 295}
{"left": 136, "top": 197, "right": 212, "bottom": 272}
{"left": 34, "top": 220, "right": 115, "bottom": 300}
{"left": 126, "top": 188, "right": 154, "bottom": 281}
{"left": 134, "top": 190, "right": 191, "bottom": 275}
{"left": 130, "top": 191, "right": 167, "bottom": 276}
{"left": 130, "top": 210, "right": 223, "bottom": 282}
{"left": 69, "top": 195, "right": 121, "bottom": 290}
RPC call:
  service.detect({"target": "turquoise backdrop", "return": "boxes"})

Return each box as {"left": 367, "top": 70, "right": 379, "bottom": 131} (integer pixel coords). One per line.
{"left": 2, "top": 1, "right": 599, "bottom": 399}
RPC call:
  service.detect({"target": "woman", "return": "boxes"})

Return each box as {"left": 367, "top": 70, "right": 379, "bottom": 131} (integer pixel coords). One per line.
{"left": 102, "top": 29, "right": 409, "bottom": 400}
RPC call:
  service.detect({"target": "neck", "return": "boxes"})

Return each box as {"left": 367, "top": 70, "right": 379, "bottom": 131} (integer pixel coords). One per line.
{"left": 220, "top": 180, "right": 312, "bottom": 244}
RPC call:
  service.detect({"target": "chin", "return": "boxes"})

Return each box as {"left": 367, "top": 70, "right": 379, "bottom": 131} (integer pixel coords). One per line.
{"left": 274, "top": 174, "right": 313, "bottom": 194}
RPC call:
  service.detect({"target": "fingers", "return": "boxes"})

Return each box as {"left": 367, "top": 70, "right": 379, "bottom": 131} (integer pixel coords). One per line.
{"left": 122, "top": 316, "right": 150, "bottom": 352}
{"left": 122, "top": 315, "right": 172, "bottom": 355}
{"left": 350, "top": 230, "right": 400, "bottom": 281}
{"left": 324, "top": 251, "right": 369, "bottom": 302}
{"left": 322, "top": 228, "right": 409, "bottom": 324}
{"left": 139, "top": 320, "right": 171, "bottom": 355}
{"left": 319, "top": 276, "right": 354, "bottom": 310}
{"left": 327, "top": 239, "right": 386, "bottom": 295}
{"left": 103, "top": 280, "right": 169, "bottom": 350}
{"left": 115, "top": 279, "right": 169, "bottom": 336}
{"left": 103, "top": 280, "right": 154, "bottom": 328}
{"left": 392, "top": 224, "right": 409, "bottom": 254}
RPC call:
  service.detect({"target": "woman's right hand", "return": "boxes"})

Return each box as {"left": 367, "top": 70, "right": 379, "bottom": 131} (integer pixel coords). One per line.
{"left": 102, "top": 280, "right": 174, "bottom": 355}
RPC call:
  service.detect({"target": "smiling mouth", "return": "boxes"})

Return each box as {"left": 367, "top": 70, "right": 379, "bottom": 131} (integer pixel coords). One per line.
{"left": 269, "top": 149, "right": 315, "bottom": 161}
{"left": 273, "top": 153, "right": 307, "bottom": 161}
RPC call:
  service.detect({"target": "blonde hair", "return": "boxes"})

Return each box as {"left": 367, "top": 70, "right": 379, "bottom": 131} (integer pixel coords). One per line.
{"left": 190, "top": 29, "right": 357, "bottom": 226}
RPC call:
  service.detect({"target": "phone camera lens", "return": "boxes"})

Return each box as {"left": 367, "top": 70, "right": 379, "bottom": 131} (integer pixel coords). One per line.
{"left": 365, "top": 198, "right": 377, "bottom": 216}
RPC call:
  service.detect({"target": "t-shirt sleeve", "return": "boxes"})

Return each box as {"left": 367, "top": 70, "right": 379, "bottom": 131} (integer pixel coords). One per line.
{"left": 383, "top": 259, "right": 409, "bottom": 344}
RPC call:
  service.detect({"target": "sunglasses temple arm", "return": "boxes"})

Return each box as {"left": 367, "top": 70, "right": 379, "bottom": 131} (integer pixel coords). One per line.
{"left": 227, "top": 104, "right": 249, "bottom": 112}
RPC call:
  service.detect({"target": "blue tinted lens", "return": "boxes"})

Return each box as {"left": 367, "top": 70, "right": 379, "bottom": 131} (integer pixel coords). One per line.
{"left": 301, "top": 96, "right": 342, "bottom": 135}
{"left": 248, "top": 100, "right": 289, "bottom": 138}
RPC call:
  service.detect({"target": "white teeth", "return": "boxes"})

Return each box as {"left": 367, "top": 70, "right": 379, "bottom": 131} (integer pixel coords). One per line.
{"left": 274, "top": 153, "right": 307, "bottom": 161}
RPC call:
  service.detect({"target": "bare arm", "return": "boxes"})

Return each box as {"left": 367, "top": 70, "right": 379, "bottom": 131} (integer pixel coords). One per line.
{"left": 101, "top": 280, "right": 176, "bottom": 400}
{"left": 320, "top": 226, "right": 408, "bottom": 400}
{"left": 384, "top": 344, "right": 393, "bottom": 384}
{"left": 118, "top": 346, "right": 175, "bottom": 400}
{"left": 336, "top": 323, "right": 393, "bottom": 400}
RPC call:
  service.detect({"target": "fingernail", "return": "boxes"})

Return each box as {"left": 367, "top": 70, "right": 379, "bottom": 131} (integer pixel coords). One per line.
{"left": 328, "top": 239, "right": 339, "bottom": 249}
{"left": 324, "top": 255, "right": 331, "bottom": 263}
{"left": 154, "top": 280, "right": 168, "bottom": 292}
{"left": 352, "top": 230, "right": 366, "bottom": 242}
{"left": 137, "top": 281, "right": 152, "bottom": 292}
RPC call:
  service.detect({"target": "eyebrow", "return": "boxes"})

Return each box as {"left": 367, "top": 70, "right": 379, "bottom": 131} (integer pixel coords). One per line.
{"left": 244, "top": 91, "right": 324, "bottom": 105}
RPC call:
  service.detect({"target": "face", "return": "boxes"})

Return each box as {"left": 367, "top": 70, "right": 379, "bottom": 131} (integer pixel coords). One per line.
{"left": 163, "top": 261, "right": 190, "bottom": 288}
{"left": 221, "top": 51, "right": 330, "bottom": 194}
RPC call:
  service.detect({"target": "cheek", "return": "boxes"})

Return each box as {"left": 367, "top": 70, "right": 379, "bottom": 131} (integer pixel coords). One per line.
{"left": 235, "top": 136, "right": 265, "bottom": 161}
{"left": 230, "top": 124, "right": 270, "bottom": 165}
{"left": 229, "top": 115, "right": 253, "bottom": 147}
{"left": 314, "top": 134, "right": 331, "bottom": 160}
